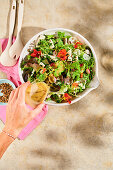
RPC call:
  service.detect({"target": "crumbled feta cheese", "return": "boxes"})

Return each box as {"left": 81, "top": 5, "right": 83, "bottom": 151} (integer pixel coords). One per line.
{"left": 67, "top": 49, "right": 72, "bottom": 61}
{"left": 64, "top": 38, "right": 67, "bottom": 44}
{"left": 31, "top": 69, "right": 35, "bottom": 76}
{"left": 53, "top": 51, "right": 57, "bottom": 57}
{"left": 76, "top": 81, "right": 80, "bottom": 83}
{"left": 68, "top": 56, "right": 72, "bottom": 61}
{"left": 85, "top": 49, "right": 90, "bottom": 55}
{"left": 68, "top": 49, "right": 72, "bottom": 56}
{"left": 79, "top": 83, "right": 85, "bottom": 89}
{"left": 73, "top": 49, "right": 81, "bottom": 56}
{"left": 75, "top": 56, "right": 78, "bottom": 60}
{"left": 73, "top": 49, "right": 79, "bottom": 60}
{"left": 49, "top": 55, "right": 57, "bottom": 61}
{"left": 83, "top": 53, "right": 90, "bottom": 60}
{"left": 36, "top": 35, "right": 45, "bottom": 45}
{"left": 39, "top": 62, "right": 45, "bottom": 67}
{"left": 49, "top": 39, "right": 54, "bottom": 49}
{"left": 39, "top": 34, "right": 45, "bottom": 40}
{"left": 68, "top": 37, "right": 77, "bottom": 44}
{"left": 41, "top": 54, "right": 47, "bottom": 58}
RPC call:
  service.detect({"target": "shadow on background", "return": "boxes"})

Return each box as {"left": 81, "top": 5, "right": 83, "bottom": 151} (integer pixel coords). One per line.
{"left": 105, "top": 93, "right": 113, "bottom": 105}
{"left": 71, "top": 112, "right": 113, "bottom": 147}
{"left": 100, "top": 48, "right": 113, "bottom": 74}
{"left": 30, "top": 148, "right": 72, "bottom": 170}
{"left": 45, "top": 129, "right": 67, "bottom": 145}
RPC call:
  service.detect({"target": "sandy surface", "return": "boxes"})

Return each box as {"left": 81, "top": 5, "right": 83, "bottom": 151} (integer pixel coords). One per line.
{"left": 0, "top": 0, "right": 113, "bottom": 170}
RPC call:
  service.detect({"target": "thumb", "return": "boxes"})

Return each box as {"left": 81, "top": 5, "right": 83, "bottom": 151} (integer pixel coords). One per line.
{"left": 30, "top": 103, "right": 45, "bottom": 118}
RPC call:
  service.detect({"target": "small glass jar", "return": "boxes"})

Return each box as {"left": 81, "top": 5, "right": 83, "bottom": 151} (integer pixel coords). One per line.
{"left": 25, "top": 82, "right": 49, "bottom": 108}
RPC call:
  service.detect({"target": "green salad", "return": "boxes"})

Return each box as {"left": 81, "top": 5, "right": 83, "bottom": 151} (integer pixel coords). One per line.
{"left": 21, "top": 31, "right": 95, "bottom": 104}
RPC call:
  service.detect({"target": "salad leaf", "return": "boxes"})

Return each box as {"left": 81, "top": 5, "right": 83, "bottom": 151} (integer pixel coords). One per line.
{"left": 36, "top": 73, "right": 47, "bottom": 82}
{"left": 54, "top": 61, "right": 64, "bottom": 77}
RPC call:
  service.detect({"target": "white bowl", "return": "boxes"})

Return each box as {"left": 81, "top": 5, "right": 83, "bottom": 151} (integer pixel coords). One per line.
{"left": 19, "top": 28, "right": 99, "bottom": 106}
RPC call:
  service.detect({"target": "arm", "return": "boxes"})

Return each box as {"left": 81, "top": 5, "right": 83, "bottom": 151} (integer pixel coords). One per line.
{"left": 0, "top": 82, "right": 44, "bottom": 159}
{"left": 0, "top": 132, "right": 14, "bottom": 158}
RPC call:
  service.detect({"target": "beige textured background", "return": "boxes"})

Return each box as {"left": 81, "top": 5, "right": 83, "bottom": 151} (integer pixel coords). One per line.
{"left": 0, "top": 0, "right": 113, "bottom": 170}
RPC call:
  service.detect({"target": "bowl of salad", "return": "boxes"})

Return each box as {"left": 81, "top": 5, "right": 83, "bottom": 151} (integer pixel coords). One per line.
{"left": 19, "top": 28, "right": 99, "bottom": 106}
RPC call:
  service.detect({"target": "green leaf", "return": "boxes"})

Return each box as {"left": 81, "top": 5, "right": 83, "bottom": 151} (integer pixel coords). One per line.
{"left": 67, "top": 70, "right": 71, "bottom": 77}
{"left": 27, "top": 55, "right": 31, "bottom": 60}
{"left": 46, "top": 97, "right": 52, "bottom": 101}
{"left": 57, "top": 38, "right": 64, "bottom": 48}
{"left": 22, "top": 66, "right": 33, "bottom": 72}
{"left": 58, "top": 85, "right": 68, "bottom": 94}
{"left": 21, "top": 60, "right": 26, "bottom": 68}
{"left": 36, "top": 73, "right": 47, "bottom": 82}
{"left": 45, "top": 34, "right": 54, "bottom": 39}
{"left": 57, "top": 32, "right": 65, "bottom": 38}
{"left": 72, "top": 71, "right": 80, "bottom": 79}
{"left": 70, "top": 62, "right": 80, "bottom": 71}
{"left": 28, "top": 75, "right": 34, "bottom": 83}
{"left": 54, "top": 61, "right": 64, "bottom": 77}
{"left": 51, "top": 94, "right": 63, "bottom": 103}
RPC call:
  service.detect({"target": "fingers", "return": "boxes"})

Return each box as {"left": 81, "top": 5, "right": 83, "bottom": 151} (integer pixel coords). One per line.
{"left": 30, "top": 103, "right": 45, "bottom": 119}
{"left": 8, "top": 82, "right": 30, "bottom": 104}
{"left": 8, "top": 90, "right": 15, "bottom": 103}
{"left": 11, "top": 87, "right": 20, "bottom": 102}
{"left": 17, "top": 81, "right": 30, "bottom": 104}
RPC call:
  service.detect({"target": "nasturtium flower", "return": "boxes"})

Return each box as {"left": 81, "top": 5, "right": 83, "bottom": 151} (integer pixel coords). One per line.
{"left": 64, "top": 93, "right": 72, "bottom": 104}
{"left": 42, "top": 68, "right": 46, "bottom": 74}
{"left": 31, "top": 49, "right": 41, "bottom": 58}
{"left": 80, "top": 73, "right": 83, "bottom": 78}
{"left": 74, "top": 42, "right": 83, "bottom": 48}
{"left": 57, "top": 49, "right": 67, "bottom": 61}
{"left": 72, "top": 82, "right": 78, "bottom": 88}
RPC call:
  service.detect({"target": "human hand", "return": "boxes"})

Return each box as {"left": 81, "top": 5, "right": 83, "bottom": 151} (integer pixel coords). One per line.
{"left": 3, "top": 82, "right": 44, "bottom": 138}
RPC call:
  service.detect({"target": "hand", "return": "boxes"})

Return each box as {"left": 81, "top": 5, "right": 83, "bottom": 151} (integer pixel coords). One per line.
{"left": 3, "top": 82, "right": 44, "bottom": 138}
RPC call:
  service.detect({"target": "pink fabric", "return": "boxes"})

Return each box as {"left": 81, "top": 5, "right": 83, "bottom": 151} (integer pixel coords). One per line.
{"left": 0, "top": 38, "right": 21, "bottom": 87}
{"left": 0, "top": 38, "right": 48, "bottom": 140}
